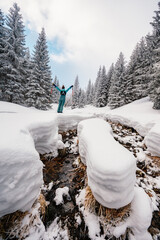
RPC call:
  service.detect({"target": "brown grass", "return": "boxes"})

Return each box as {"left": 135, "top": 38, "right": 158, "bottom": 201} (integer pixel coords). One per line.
{"left": 38, "top": 193, "right": 48, "bottom": 219}
{"left": 147, "top": 154, "right": 160, "bottom": 168}
{"left": 0, "top": 193, "right": 47, "bottom": 239}
{"left": 85, "top": 186, "right": 131, "bottom": 221}
{"left": 79, "top": 160, "right": 87, "bottom": 172}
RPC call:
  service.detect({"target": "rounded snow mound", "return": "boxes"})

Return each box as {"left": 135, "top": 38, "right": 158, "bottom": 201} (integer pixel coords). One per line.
{"left": 78, "top": 118, "right": 136, "bottom": 209}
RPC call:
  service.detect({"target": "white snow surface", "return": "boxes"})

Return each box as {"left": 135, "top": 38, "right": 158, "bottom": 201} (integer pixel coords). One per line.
{"left": 76, "top": 187, "right": 153, "bottom": 240}
{"left": 105, "top": 97, "right": 160, "bottom": 157}
{"left": 0, "top": 102, "right": 95, "bottom": 217}
{"left": 0, "top": 102, "right": 59, "bottom": 217}
{"left": 54, "top": 187, "right": 70, "bottom": 205}
{"left": 78, "top": 118, "right": 136, "bottom": 209}
{"left": 113, "top": 187, "right": 153, "bottom": 240}
{"left": 57, "top": 112, "right": 94, "bottom": 131}
{"left": 0, "top": 97, "right": 160, "bottom": 218}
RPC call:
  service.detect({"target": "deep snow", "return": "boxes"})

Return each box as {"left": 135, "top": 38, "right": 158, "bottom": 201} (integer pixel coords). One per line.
{"left": 0, "top": 102, "right": 93, "bottom": 217}
{"left": 105, "top": 97, "right": 160, "bottom": 157}
{"left": 78, "top": 118, "right": 136, "bottom": 209}
{"left": 0, "top": 97, "right": 159, "bottom": 239}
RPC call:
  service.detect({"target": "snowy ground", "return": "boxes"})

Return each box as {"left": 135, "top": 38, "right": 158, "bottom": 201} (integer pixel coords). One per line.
{"left": 105, "top": 97, "right": 160, "bottom": 157}
{"left": 0, "top": 97, "right": 160, "bottom": 239}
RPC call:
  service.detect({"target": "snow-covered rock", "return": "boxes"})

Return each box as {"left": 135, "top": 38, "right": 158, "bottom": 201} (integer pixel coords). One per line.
{"left": 54, "top": 187, "right": 70, "bottom": 205}
{"left": 0, "top": 102, "right": 59, "bottom": 217}
{"left": 78, "top": 118, "right": 136, "bottom": 209}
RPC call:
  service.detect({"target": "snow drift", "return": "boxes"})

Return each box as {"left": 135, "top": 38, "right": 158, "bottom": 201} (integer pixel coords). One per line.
{"left": 106, "top": 97, "right": 160, "bottom": 157}
{"left": 57, "top": 113, "right": 94, "bottom": 131}
{"left": 144, "top": 123, "right": 160, "bottom": 157}
{"left": 0, "top": 102, "right": 59, "bottom": 217}
{"left": 113, "top": 187, "right": 152, "bottom": 240}
{"left": 78, "top": 118, "right": 136, "bottom": 209}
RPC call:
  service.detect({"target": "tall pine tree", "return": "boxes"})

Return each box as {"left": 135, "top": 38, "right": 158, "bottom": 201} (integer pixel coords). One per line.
{"left": 0, "top": 9, "right": 8, "bottom": 101}
{"left": 52, "top": 76, "right": 60, "bottom": 103}
{"left": 149, "top": 2, "right": 160, "bottom": 109}
{"left": 108, "top": 52, "right": 126, "bottom": 109}
{"left": 6, "top": 3, "right": 26, "bottom": 104}
{"left": 72, "top": 75, "right": 79, "bottom": 108}
{"left": 94, "top": 66, "right": 101, "bottom": 107}
{"left": 79, "top": 88, "right": 86, "bottom": 108}
{"left": 86, "top": 79, "right": 92, "bottom": 105}
{"left": 0, "top": 4, "right": 26, "bottom": 104}
{"left": 28, "top": 28, "right": 53, "bottom": 110}
{"left": 96, "top": 66, "right": 110, "bottom": 107}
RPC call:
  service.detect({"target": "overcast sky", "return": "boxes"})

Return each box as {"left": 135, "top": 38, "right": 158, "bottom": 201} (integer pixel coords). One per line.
{"left": 0, "top": 0, "right": 158, "bottom": 88}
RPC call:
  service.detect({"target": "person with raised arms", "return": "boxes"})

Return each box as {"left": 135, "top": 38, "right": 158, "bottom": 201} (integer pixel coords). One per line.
{"left": 52, "top": 83, "right": 73, "bottom": 113}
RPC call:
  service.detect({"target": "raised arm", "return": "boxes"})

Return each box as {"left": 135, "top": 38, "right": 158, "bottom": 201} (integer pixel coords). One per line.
{"left": 52, "top": 83, "right": 61, "bottom": 92}
{"left": 66, "top": 85, "right": 73, "bottom": 93}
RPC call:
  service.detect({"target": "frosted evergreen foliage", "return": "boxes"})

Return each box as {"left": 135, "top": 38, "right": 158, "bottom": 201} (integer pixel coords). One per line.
{"left": 145, "top": 34, "right": 155, "bottom": 95}
{"left": 1, "top": 3, "right": 26, "bottom": 104}
{"left": 78, "top": 88, "right": 86, "bottom": 108}
{"left": 30, "top": 28, "right": 53, "bottom": 110}
{"left": 106, "top": 63, "right": 114, "bottom": 100}
{"left": 0, "top": 9, "right": 7, "bottom": 101}
{"left": 6, "top": 3, "right": 26, "bottom": 58}
{"left": 52, "top": 76, "right": 60, "bottom": 103}
{"left": 149, "top": 2, "right": 160, "bottom": 109}
{"left": 108, "top": 52, "right": 126, "bottom": 109}
{"left": 97, "top": 65, "right": 111, "bottom": 107}
{"left": 94, "top": 66, "right": 101, "bottom": 107}
{"left": 135, "top": 38, "right": 151, "bottom": 98}
{"left": 124, "top": 37, "right": 152, "bottom": 105}
{"left": 72, "top": 76, "right": 80, "bottom": 108}
{"left": 90, "top": 83, "right": 95, "bottom": 105}
{"left": 86, "top": 79, "right": 92, "bottom": 105}
{"left": 22, "top": 49, "right": 35, "bottom": 104}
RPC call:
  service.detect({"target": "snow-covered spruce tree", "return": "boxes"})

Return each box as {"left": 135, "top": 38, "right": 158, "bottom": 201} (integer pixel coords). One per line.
{"left": 52, "top": 76, "right": 60, "bottom": 104}
{"left": 0, "top": 9, "right": 8, "bottom": 101}
{"left": 149, "top": 2, "right": 160, "bottom": 109}
{"left": 28, "top": 28, "right": 53, "bottom": 110}
{"left": 78, "top": 88, "right": 86, "bottom": 108}
{"left": 22, "top": 48, "right": 37, "bottom": 104}
{"left": 106, "top": 63, "right": 114, "bottom": 102}
{"left": 72, "top": 75, "right": 79, "bottom": 108}
{"left": 145, "top": 33, "right": 155, "bottom": 98}
{"left": 86, "top": 79, "right": 92, "bottom": 105}
{"left": 108, "top": 52, "right": 126, "bottom": 109}
{"left": 94, "top": 66, "right": 101, "bottom": 107}
{"left": 24, "top": 49, "right": 40, "bottom": 107}
{"left": 133, "top": 38, "right": 152, "bottom": 99}
{"left": 90, "top": 83, "right": 95, "bottom": 105}
{"left": 124, "top": 38, "right": 150, "bottom": 105}
{"left": 96, "top": 65, "right": 111, "bottom": 107}
{"left": 124, "top": 43, "right": 140, "bottom": 104}
{"left": 4, "top": 3, "right": 27, "bottom": 105}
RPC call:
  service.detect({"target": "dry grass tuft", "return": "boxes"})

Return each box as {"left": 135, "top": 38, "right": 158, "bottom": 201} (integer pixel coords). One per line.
{"left": 38, "top": 193, "right": 48, "bottom": 219}
{"left": 0, "top": 193, "right": 47, "bottom": 239}
{"left": 85, "top": 185, "right": 96, "bottom": 212}
{"left": 0, "top": 210, "right": 29, "bottom": 238}
{"left": 85, "top": 186, "right": 131, "bottom": 221}
{"left": 147, "top": 154, "right": 160, "bottom": 168}
{"left": 79, "top": 160, "right": 87, "bottom": 172}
